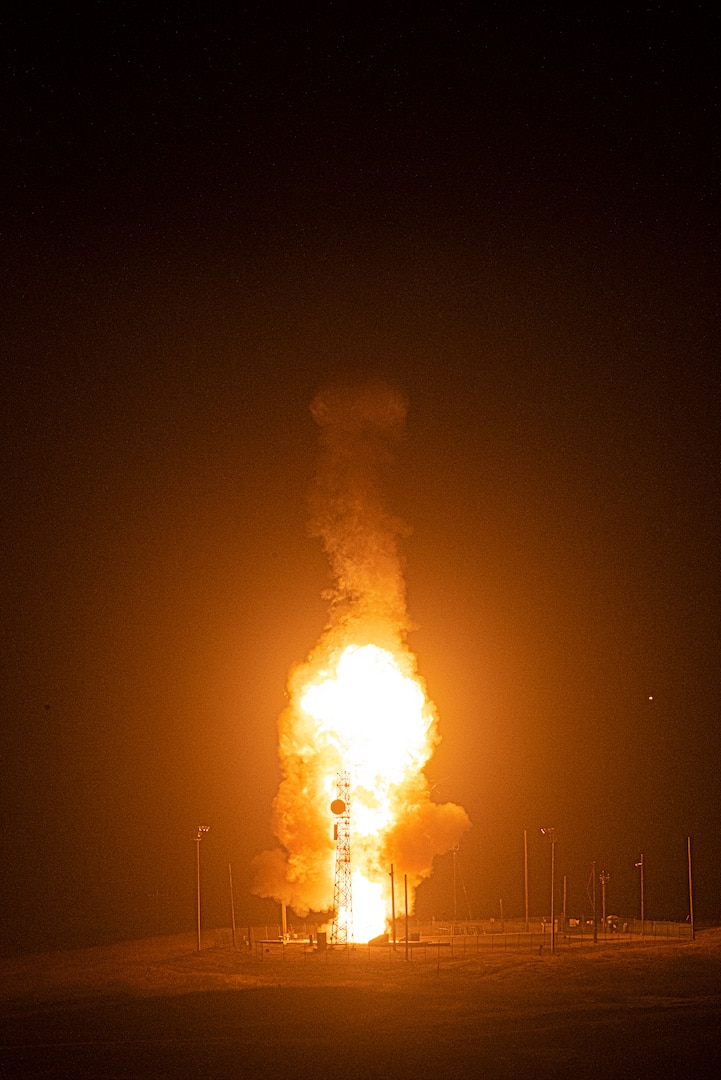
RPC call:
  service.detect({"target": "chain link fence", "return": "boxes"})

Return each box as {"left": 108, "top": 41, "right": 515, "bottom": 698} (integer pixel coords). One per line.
{"left": 231, "top": 917, "right": 692, "bottom": 963}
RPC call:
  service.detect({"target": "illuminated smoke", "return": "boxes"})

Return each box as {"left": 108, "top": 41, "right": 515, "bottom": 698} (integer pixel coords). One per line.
{"left": 252, "top": 379, "right": 470, "bottom": 939}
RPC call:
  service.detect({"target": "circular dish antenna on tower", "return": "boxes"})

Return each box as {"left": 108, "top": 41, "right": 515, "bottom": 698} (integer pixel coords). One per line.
{"left": 330, "top": 799, "right": 346, "bottom": 815}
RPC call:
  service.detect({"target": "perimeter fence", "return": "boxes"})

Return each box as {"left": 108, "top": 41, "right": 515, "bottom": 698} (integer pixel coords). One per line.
{"left": 238, "top": 917, "right": 691, "bottom": 964}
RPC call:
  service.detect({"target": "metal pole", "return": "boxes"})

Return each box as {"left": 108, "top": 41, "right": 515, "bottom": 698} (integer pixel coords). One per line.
{"left": 540, "top": 828, "right": 556, "bottom": 953}
{"left": 524, "top": 829, "right": 529, "bottom": 933}
{"left": 635, "top": 854, "right": 645, "bottom": 935}
{"left": 404, "top": 874, "right": 409, "bottom": 962}
{"left": 550, "top": 839, "right": 555, "bottom": 955}
{"left": 592, "top": 861, "right": 597, "bottom": 943}
{"left": 196, "top": 837, "right": 201, "bottom": 951}
{"left": 195, "top": 825, "right": 209, "bottom": 952}
{"left": 599, "top": 871, "right": 609, "bottom": 932}
{"left": 390, "top": 863, "right": 396, "bottom": 949}
{"left": 228, "top": 863, "right": 237, "bottom": 948}
{"left": 687, "top": 837, "right": 695, "bottom": 941}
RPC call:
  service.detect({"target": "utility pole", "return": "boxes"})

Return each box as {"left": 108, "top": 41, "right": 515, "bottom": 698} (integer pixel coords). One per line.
{"left": 635, "top": 854, "right": 645, "bottom": 935}
{"left": 524, "top": 829, "right": 529, "bottom": 932}
{"left": 390, "top": 863, "right": 397, "bottom": 948}
{"left": 194, "top": 825, "right": 210, "bottom": 952}
{"left": 687, "top": 838, "right": 695, "bottom": 941}
{"left": 228, "top": 863, "right": 237, "bottom": 948}
{"left": 599, "top": 871, "right": 610, "bottom": 930}
{"left": 541, "top": 827, "right": 556, "bottom": 954}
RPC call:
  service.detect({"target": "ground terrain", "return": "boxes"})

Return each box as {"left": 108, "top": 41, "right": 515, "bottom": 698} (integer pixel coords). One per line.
{"left": 1, "top": 929, "right": 719, "bottom": 1078}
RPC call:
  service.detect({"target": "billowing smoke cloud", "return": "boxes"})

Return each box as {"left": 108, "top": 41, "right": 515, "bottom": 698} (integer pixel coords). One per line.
{"left": 308, "top": 379, "right": 411, "bottom": 648}
{"left": 252, "top": 379, "right": 470, "bottom": 922}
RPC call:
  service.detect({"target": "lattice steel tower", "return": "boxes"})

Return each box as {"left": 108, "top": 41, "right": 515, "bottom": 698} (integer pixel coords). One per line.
{"left": 330, "top": 771, "right": 353, "bottom": 945}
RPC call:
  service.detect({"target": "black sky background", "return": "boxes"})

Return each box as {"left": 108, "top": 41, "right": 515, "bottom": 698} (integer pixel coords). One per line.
{"left": 2, "top": 4, "right": 719, "bottom": 953}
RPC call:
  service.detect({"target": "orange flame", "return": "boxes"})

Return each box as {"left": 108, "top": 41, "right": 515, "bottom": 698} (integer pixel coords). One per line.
{"left": 253, "top": 381, "right": 470, "bottom": 941}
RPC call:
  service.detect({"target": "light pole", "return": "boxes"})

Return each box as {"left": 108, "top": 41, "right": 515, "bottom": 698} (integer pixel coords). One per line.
{"left": 687, "top": 836, "right": 695, "bottom": 941}
{"left": 599, "top": 871, "right": 610, "bottom": 931}
{"left": 635, "top": 854, "right": 644, "bottom": 936}
{"left": 389, "top": 863, "right": 397, "bottom": 949}
{"left": 541, "top": 828, "right": 556, "bottom": 954}
{"left": 524, "top": 828, "right": 529, "bottom": 933}
{"left": 195, "top": 825, "right": 210, "bottom": 951}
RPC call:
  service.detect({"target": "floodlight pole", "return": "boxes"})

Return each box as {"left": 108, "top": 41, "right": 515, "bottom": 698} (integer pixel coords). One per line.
{"left": 599, "top": 871, "right": 610, "bottom": 930}
{"left": 452, "top": 846, "right": 458, "bottom": 926}
{"left": 524, "top": 828, "right": 529, "bottom": 932}
{"left": 404, "top": 874, "right": 409, "bottom": 962}
{"left": 195, "top": 825, "right": 210, "bottom": 951}
{"left": 551, "top": 837, "right": 555, "bottom": 953}
{"left": 390, "top": 863, "right": 397, "bottom": 949}
{"left": 687, "top": 837, "right": 695, "bottom": 941}
{"left": 635, "top": 854, "right": 645, "bottom": 936}
{"left": 541, "top": 828, "right": 556, "bottom": 954}
{"left": 228, "top": 862, "right": 237, "bottom": 948}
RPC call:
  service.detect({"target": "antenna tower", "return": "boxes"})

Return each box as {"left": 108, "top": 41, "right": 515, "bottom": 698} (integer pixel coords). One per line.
{"left": 331, "top": 771, "right": 353, "bottom": 944}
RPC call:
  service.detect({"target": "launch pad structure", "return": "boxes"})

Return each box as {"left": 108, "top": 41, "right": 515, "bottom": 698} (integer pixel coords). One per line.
{"left": 331, "top": 771, "right": 353, "bottom": 944}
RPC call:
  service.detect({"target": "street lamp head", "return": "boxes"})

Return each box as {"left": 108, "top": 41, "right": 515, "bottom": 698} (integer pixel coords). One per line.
{"left": 195, "top": 825, "right": 210, "bottom": 840}
{"left": 540, "top": 827, "right": 556, "bottom": 839}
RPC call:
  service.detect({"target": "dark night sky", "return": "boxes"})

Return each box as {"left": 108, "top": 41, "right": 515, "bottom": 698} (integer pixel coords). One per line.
{"left": 2, "top": 5, "right": 719, "bottom": 952}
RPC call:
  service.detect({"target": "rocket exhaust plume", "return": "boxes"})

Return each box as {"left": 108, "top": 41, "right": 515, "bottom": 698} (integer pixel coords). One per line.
{"left": 253, "top": 380, "right": 470, "bottom": 941}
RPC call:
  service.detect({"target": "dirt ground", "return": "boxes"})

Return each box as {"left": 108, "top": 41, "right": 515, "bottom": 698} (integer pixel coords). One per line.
{"left": 1, "top": 929, "right": 719, "bottom": 1078}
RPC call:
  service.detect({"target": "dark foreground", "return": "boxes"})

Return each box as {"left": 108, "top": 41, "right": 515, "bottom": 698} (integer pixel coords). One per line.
{"left": 1, "top": 931, "right": 720, "bottom": 1079}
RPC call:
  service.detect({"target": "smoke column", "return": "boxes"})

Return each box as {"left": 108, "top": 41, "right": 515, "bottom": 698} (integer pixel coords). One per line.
{"left": 253, "top": 380, "right": 470, "bottom": 929}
